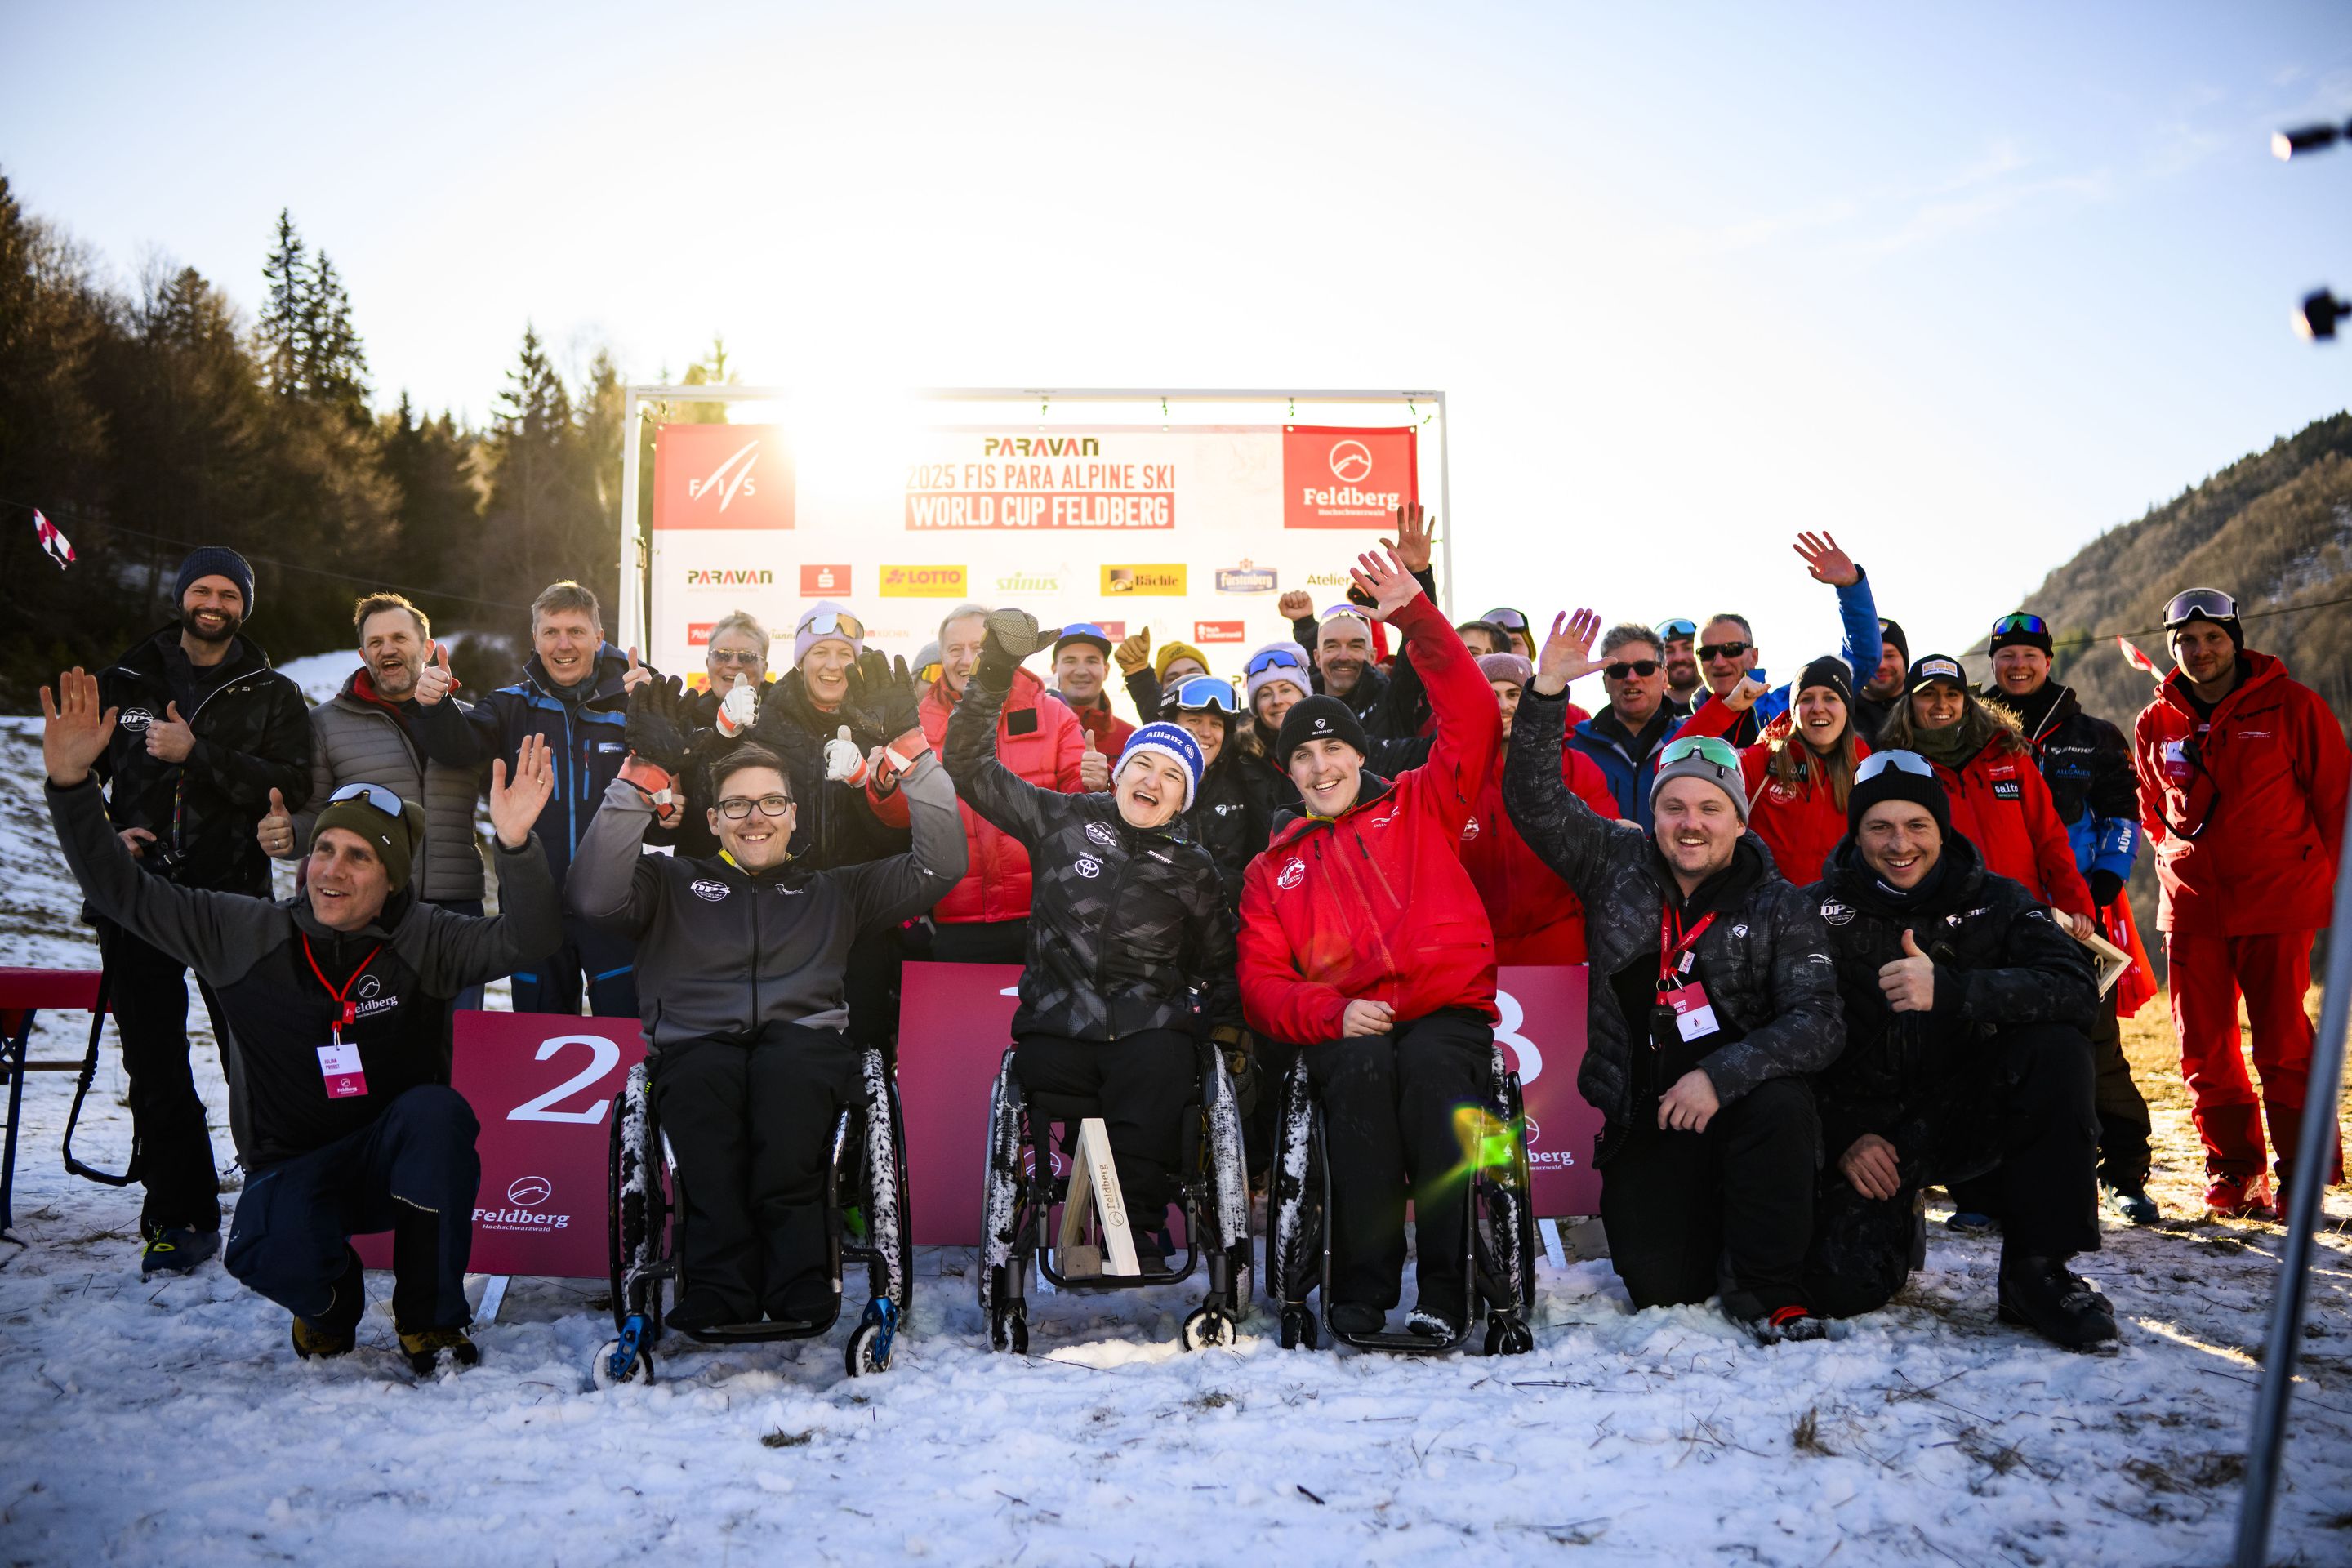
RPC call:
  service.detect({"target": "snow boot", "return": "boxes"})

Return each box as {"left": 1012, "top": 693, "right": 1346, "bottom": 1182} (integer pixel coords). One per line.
{"left": 1329, "top": 1303, "right": 1384, "bottom": 1337}
{"left": 140, "top": 1225, "right": 219, "bottom": 1278}
{"left": 1997, "top": 1254, "right": 2118, "bottom": 1351}
{"left": 1406, "top": 1306, "right": 1463, "bottom": 1340}
{"left": 2100, "top": 1183, "right": 2161, "bottom": 1226}
{"left": 1740, "top": 1304, "right": 1832, "bottom": 1346}
{"left": 399, "top": 1325, "right": 479, "bottom": 1375}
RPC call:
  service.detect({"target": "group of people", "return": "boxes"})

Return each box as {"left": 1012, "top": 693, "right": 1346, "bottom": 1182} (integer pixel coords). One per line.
{"left": 35, "top": 515, "right": 2347, "bottom": 1369}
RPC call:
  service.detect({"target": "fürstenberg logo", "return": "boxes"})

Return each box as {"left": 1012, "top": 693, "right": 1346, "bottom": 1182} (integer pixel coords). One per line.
{"left": 687, "top": 440, "right": 761, "bottom": 511}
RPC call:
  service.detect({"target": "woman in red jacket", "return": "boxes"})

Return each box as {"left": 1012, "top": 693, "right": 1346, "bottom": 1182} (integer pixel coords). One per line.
{"left": 1463, "top": 653, "right": 1619, "bottom": 963}
{"left": 1672, "top": 654, "right": 1870, "bottom": 886}
{"left": 1879, "top": 655, "right": 2093, "bottom": 928}
{"left": 1237, "top": 549, "right": 1499, "bottom": 1342}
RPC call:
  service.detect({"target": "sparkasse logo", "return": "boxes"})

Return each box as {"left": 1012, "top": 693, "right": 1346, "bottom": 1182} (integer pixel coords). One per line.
{"left": 800, "top": 564, "right": 850, "bottom": 595}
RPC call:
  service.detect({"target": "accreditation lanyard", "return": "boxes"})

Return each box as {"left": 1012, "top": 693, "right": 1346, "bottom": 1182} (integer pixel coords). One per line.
{"left": 301, "top": 933, "right": 382, "bottom": 1099}
{"left": 1656, "top": 906, "right": 1722, "bottom": 1045}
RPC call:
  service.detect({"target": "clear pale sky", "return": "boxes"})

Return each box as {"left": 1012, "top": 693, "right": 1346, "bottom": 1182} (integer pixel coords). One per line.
{"left": 4, "top": 2, "right": 2348, "bottom": 668}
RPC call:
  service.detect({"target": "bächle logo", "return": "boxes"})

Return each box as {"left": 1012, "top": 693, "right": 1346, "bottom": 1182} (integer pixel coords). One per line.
{"left": 686, "top": 439, "right": 761, "bottom": 512}
{"left": 507, "top": 1175, "right": 552, "bottom": 1208}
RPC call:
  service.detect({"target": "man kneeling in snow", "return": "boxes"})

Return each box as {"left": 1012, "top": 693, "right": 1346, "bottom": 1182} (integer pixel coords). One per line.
{"left": 41, "top": 669, "right": 564, "bottom": 1374}
{"left": 1800, "top": 752, "right": 2116, "bottom": 1350}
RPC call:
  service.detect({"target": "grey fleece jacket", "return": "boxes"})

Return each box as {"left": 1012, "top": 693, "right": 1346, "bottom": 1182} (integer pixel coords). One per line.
{"left": 566, "top": 750, "right": 966, "bottom": 1050}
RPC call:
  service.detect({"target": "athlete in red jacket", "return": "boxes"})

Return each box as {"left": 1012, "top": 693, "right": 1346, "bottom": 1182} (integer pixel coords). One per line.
{"left": 2133, "top": 590, "right": 2350, "bottom": 1215}
{"left": 872, "top": 604, "right": 1085, "bottom": 962}
{"left": 1880, "top": 656, "right": 2093, "bottom": 922}
{"left": 1673, "top": 654, "right": 1872, "bottom": 886}
{"left": 1463, "top": 653, "right": 1619, "bottom": 963}
{"left": 1237, "top": 549, "right": 1499, "bottom": 1340}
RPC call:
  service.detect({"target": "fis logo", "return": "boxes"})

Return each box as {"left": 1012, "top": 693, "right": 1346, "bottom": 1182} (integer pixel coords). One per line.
{"left": 686, "top": 440, "right": 762, "bottom": 512}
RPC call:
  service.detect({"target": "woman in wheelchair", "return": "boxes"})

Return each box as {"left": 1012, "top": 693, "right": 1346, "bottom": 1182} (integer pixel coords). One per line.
{"left": 568, "top": 727, "right": 964, "bottom": 1335}
{"left": 946, "top": 609, "right": 1242, "bottom": 1254}
{"left": 1236, "top": 550, "right": 1513, "bottom": 1345}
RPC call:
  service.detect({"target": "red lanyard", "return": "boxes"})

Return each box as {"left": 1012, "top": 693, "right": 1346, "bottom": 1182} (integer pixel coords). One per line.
{"left": 1659, "top": 906, "right": 1716, "bottom": 990}
{"left": 300, "top": 934, "right": 385, "bottom": 1037}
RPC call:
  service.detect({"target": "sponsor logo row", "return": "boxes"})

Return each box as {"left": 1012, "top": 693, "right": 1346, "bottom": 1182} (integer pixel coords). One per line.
{"left": 683, "top": 561, "right": 1292, "bottom": 599}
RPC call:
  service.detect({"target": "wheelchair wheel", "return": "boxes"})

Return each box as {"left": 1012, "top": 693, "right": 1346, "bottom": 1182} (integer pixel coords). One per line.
{"left": 591, "top": 1336, "right": 657, "bottom": 1388}
{"left": 1181, "top": 1306, "right": 1237, "bottom": 1351}
{"left": 1279, "top": 1306, "right": 1320, "bottom": 1350}
{"left": 844, "top": 1298, "right": 899, "bottom": 1378}
{"left": 607, "top": 1063, "right": 667, "bottom": 1339}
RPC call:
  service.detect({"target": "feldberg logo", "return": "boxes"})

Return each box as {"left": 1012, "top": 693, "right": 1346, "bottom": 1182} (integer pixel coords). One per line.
{"left": 1328, "top": 440, "right": 1374, "bottom": 483}
{"left": 686, "top": 440, "right": 762, "bottom": 512}
{"left": 507, "top": 1175, "right": 553, "bottom": 1208}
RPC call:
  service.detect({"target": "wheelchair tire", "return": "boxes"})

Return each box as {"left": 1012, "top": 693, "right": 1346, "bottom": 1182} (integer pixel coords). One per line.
{"left": 607, "top": 1065, "right": 664, "bottom": 1337}
{"left": 1181, "top": 1307, "right": 1236, "bottom": 1352}
{"left": 1279, "top": 1306, "right": 1318, "bottom": 1351}
{"left": 1484, "top": 1317, "right": 1535, "bottom": 1357}
{"left": 590, "top": 1337, "right": 656, "bottom": 1389}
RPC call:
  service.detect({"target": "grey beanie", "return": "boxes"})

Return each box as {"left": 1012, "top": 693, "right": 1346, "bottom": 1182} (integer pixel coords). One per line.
{"left": 1650, "top": 742, "right": 1750, "bottom": 823}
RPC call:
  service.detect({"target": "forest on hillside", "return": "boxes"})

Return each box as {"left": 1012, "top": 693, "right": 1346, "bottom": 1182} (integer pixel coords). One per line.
{"left": 0, "top": 172, "right": 735, "bottom": 706}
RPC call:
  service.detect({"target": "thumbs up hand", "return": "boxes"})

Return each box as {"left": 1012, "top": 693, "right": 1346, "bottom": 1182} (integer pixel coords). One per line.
{"left": 823, "top": 723, "right": 871, "bottom": 785}
{"left": 145, "top": 699, "right": 196, "bottom": 763}
{"left": 1878, "top": 927, "right": 1936, "bottom": 1013}
{"left": 257, "top": 786, "right": 296, "bottom": 858}
{"left": 621, "top": 645, "right": 653, "bottom": 695}
{"left": 414, "top": 640, "right": 456, "bottom": 706}
{"left": 716, "top": 675, "right": 759, "bottom": 738}
{"left": 1079, "top": 728, "right": 1111, "bottom": 791}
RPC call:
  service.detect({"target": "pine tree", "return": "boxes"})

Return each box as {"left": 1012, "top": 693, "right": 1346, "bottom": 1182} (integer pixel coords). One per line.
{"left": 485, "top": 323, "right": 577, "bottom": 590}
{"left": 257, "top": 208, "right": 306, "bottom": 399}
{"left": 305, "top": 250, "right": 371, "bottom": 423}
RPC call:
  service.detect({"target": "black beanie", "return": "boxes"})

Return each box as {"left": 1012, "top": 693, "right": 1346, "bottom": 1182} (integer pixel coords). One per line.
{"left": 1988, "top": 612, "right": 2054, "bottom": 657}
{"left": 1878, "top": 617, "right": 1908, "bottom": 665}
{"left": 1276, "top": 695, "right": 1368, "bottom": 766}
{"left": 1847, "top": 752, "right": 1953, "bottom": 843}
{"left": 1795, "top": 654, "right": 1854, "bottom": 710}
{"left": 175, "top": 546, "right": 256, "bottom": 617}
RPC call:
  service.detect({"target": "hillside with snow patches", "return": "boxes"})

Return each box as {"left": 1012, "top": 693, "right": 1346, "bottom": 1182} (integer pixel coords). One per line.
{"left": 1, "top": 706, "right": 2350, "bottom": 1566}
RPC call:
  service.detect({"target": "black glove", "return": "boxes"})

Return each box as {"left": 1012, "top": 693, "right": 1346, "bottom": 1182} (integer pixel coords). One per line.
{"left": 2089, "top": 870, "right": 2124, "bottom": 910}
{"left": 624, "top": 675, "right": 691, "bottom": 771}
{"left": 975, "top": 608, "right": 1046, "bottom": 692}
{"left": 852, "top": 650, "right": 923, "bottom": 740}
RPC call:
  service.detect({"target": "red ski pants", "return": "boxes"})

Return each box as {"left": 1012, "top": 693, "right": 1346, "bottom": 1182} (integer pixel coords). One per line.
{"left": 2165, "top": 929, "right": 2341, "bottom": 1187}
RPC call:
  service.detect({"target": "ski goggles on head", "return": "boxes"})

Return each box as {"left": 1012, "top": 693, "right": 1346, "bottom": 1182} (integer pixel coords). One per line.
{"left": 1244, "top": 646, "right": 1308, "bottom": 677}
{"left": 1482, "top": 608, "right": 1530, "bottom": 632}
{"left": 1321, "top": 604, "right": 1372, "bottom": 626}
{"left": 327, "top": 782, "right": 405, "bottom": 820}
{"left": 1654, "top": 617, "right": 1698, "bottom": 642}
{"left": 1659, "top": 735, "right": 1741, "bottom": 773}
{"left": 2162, "top": 588, "right": 2238, "bottom": 629}
{"left": 1171, "top": 675, "right": 1240, "bottom": 713}
{"left": 795, "top": 608, "right": 865, "bottom": 643}
{"left": 1989, "top": 612, "right": 2048, "bottom": 637}
{"left": 1855, "top": 750, "right": 1937, "bottom": 783}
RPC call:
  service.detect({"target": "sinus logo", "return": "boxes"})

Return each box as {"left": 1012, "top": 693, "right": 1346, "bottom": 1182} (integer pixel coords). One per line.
{"left": 685, "top": 439, "right": 761, "bottom": 512}
{"left": 1329, "top": 439, "right": 1374, "bottom": 483}
{"left": 506, "top": 1175, "right": 553, "bottom": 1209}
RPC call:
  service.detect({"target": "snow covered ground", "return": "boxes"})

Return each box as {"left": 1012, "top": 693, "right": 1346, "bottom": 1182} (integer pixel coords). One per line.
{"left": 2, "top": 715, "right": 2350, "bottom": 1566}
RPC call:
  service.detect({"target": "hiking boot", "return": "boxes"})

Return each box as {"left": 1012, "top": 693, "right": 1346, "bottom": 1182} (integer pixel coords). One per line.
{"left": 291, "top": 1316, "right": 356, "bottom": 1360}
{"left": 2101, "top": 1183, "right": 2162, "bottom": 1226}
{"left": 399, "top": 1325, "right": 479, "bottom": 1376}
{"left": 140, "top": 1226, "right": 219, "bottom": 1278}
{"left": 1328, "top": 1303, "right": 1385, "bottom": 1337}
{"left": 2205, "top": 1174, "right": 2277, "bottom": 1221}
{"left": 292, "top": 1247, "right": 365, "bottom": 1360}
{"left": 1407, "top": 1305, "right": 1464, "bottom": 1340}
{"left": 1997, "top": 1254, "right": 2118, "bottom": 1351}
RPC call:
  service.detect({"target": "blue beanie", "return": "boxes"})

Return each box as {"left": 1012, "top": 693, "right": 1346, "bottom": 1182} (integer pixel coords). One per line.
{"left": 1115, "top": 721, "right": 1205, "bottom": 810}
{"left": 174, "top": 546, "right": 256, "bottom": 617}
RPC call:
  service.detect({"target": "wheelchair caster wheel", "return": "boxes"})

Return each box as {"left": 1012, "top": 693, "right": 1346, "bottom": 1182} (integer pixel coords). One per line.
{"left": 1279, "top": 1307, "right": 1317, "bottom": 1351}
{"left": 1485, "top": 1317, "right": 1534, "bottom": 1357}
{"left": 1181, "top": 1307, "right": 1236, "bottom": 1351}
{"left": 591, "top": 1339, "right": 656, "bottom": 1389}
{"left": 990, "top": 1308, "right": 1029, "bottom": 1355}
{"left": 845, "top": 1299, "right": 898, "bottom": 1377}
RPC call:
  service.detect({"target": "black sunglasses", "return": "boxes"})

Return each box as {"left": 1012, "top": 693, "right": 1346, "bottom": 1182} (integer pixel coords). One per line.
{"left": 1604, "top": 659, "right": 1660, "bottom": 680}
{"left": 1699, "top": 641, "right": 1753, "bottom": 662}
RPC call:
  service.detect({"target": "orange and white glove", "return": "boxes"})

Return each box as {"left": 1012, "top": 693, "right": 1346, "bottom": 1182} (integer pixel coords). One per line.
{"left": 715, "top": 680, "right": 758, "bottom": 739}
{"left": 617, "top": 755, "right": 682, "bottom": 828}
{"left": 823, "top": 725, "right": 871, "bottom": 786}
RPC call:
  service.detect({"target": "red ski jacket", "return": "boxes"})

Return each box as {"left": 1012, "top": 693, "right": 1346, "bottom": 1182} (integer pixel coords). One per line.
{"left": 874, "top": 666, "right": 1085, "bottom": 924}
{"left": 1674, "top": 694, "right": 1873, "bottom": 886}
{"left": 1929, "top": 737, "right": 2094, "bottom": 920}
{"left": 2133, "top": 650, "right": 2349, "bottom": 937}
{"left": 1239, "top": 595, "right": 1500, "bottom": 1045}
{"left": 1462, "top": 734, "right": 1619, "bottom": 964}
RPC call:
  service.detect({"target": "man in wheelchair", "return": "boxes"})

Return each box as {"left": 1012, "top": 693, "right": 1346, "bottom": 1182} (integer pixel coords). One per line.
{"left": 568, "top": 716, "right": 964, "bottom": 1334}
{"left": 1236, "top": 549, "right": 1508, "bottom": 1343}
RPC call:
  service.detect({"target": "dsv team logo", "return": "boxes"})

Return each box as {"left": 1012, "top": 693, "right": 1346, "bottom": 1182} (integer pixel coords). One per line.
{"left": 690, "top": 878, "right": 731, "bottom": 902}
{"left": 1074, "top": 854, "right": 1102, "bottom": 878}
{"left": 685, "top": 439, "right": 761, "bottom": 512}
{"left": 1277, "top": 858, "right": 1305, "bottom": 889}
{"left": 506, "top": 1175, "right": 553, "bottom": 1209}
{"left": 1085, "top": 821, "right": 1117, "bottom": 849}
{"left": 1328, "top": 439, "right": 1374, "bottom": 483}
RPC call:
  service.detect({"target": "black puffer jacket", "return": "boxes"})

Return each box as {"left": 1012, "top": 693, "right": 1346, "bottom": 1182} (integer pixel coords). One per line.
{"left": 1502, "top": 685, "right": 1845, "bottom": 1126}
{"left": 945, "top": 672, "right": 1240, "bottom": 1041}
{"left": 96, "top": 627, "right": 313, "bottom": 898}
{"left": 1802, "top": 832, "right": 2099, "bottom": 1174}
{"left": 1186, "top": 748, "right": 1273, "bottom": 915}
{"left": 667, "top": 670, "right": 912, "bottom": 871}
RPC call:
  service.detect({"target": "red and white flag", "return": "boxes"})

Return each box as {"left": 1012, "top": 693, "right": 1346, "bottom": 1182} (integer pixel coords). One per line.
{"left": 2114, "top": 635, "right": 2163, "bottom": 686}
{"left": 33, "top": 510, "right": 74, "bottom": 571}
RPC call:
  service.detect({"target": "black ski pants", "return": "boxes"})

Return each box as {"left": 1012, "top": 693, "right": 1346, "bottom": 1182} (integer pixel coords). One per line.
{"left": 96, "top": 918, "right": 228, "bottom": 1236}
{"left": 1015, "top": 1028, "right": 1197, "bottom": 1230}
{"left": 654, "top": 1021, "right": 863, "bottom": 1329}
{"left": 1806, "top": 1022, "right": 2101, "bottom": 1320}
{"left": 224, "top": 1085, "right": 481, "bottom": 1333}
{"left": 1597, "top": 1074, "right": 1819, "bottom": 1319}
{"left": 1305, "top": 1009, "right": 1493, "bottom": 1314}
{"left": 510, "top": 914, "right": 638, "bottom": 1020}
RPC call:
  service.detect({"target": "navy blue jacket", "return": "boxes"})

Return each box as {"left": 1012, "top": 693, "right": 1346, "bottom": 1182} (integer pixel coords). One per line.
{"left": 1566, "top": 707, "right": 1676, "bottom": 831}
